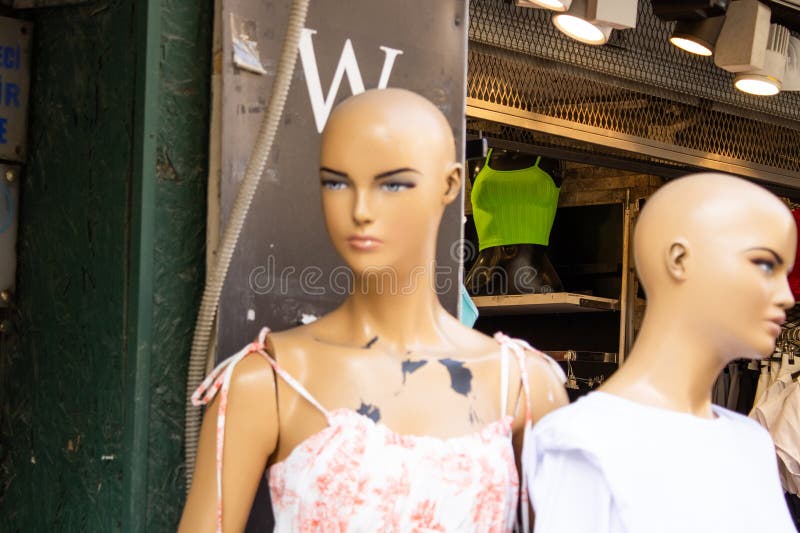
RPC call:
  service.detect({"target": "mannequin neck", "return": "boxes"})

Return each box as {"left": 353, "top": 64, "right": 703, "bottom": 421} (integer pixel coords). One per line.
{"left": 341, "top": 262, "right": 450, "bottom": 352}
{"left": 604, "top": 304, "right": 726, "bottom": 418}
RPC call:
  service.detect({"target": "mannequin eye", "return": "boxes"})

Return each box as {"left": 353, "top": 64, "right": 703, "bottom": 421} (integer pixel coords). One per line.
{"left": 321, "top": 179, "right": 348, "bottom": 191}
{"left": 753, "top": 258, "right": 776, "bottom": 274}
{"left": 380, "top": 181, "right": 415, "bottom": 192}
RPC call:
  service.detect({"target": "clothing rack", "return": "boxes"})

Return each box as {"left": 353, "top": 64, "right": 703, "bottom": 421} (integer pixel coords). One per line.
{"left": 546, "top": 350, "right": 618, "bottom": 364}
{"left": 778, "top": 326, "right": 800, "bottom": 344}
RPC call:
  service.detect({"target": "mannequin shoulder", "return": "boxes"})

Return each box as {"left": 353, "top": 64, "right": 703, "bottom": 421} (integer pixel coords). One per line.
{"left": 263, "top": 321, "right": 328, "bottom": 361}
{"left": 523, "top": 350, "right": 569, "bottom": 423}
{"left": 224, "top": 350, "right": 278, "bottom": 403}
{"left": 439, "top": 313, "right": 503, "bottom": 356}
{"left": 200, "top": 348, "right": 278, "bottom": 428}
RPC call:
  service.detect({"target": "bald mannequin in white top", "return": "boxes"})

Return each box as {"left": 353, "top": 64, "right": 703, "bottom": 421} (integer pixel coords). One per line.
{"left": 526, "top": 172, "right": 797, "bottom": 533}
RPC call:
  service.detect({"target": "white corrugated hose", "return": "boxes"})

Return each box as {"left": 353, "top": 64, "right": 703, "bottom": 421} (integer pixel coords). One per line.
{"left": 184, "top": 0, "right": 311, "bottom": 491}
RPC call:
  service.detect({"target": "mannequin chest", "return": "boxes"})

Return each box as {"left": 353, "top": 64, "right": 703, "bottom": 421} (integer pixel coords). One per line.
{"left": 271, "top": 349, "right": 507, "bottom": 463}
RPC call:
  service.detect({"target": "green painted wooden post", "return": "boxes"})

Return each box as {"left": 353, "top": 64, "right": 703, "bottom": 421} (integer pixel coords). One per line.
{"left": 146, "top": 1, "right": 211, "bottom": 530}
{"left": 123, "top": 0, "right": 160, "bottom": 530}
{"left": 0, "top": 1, "right": 211, "bottom": 531}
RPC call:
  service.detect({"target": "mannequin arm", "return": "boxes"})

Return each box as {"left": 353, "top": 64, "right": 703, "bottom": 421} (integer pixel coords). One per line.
{"left": 525, "top": 354, "right": 569, "bottom": 425}
{"left": 179, "top": 355, "right": 279, "bottom": 533}
{"left": 511, "top": 352, "right": 569, "bottom": 531}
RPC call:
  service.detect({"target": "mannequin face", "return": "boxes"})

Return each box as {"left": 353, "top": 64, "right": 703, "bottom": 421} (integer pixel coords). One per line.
{"left": 319, "top": 90, "right": 461, "bottom": 278}
{"left": 685, "top": 202, "right": 796, "bottom": 359}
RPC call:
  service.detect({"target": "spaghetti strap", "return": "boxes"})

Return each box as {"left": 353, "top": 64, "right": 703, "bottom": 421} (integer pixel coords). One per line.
{"left": 494, "top": 332, "right": 533, "bottom": 421}
{"left": 534, "top": 155, "right": 541, "bottom": 167}
{"left": 493, "top": 332, "right": 533, "bottom": 532}
{"left": 190, "top": 327, "right": 328, "bottom": 533}
{"left": 480, "top": 147, "right": 494, "bottom": 172}
{"left": 261, "top": 351, "right": 328, "bottom": 416}
{"left": 499, "top": 334, "right": 510, "bottom": 417}
{"left": 494, "top": 331, "right": 568, "bottom": 533}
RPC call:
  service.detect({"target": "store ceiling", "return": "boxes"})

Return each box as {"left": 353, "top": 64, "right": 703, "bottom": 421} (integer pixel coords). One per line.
{"left": 649, "top": 1, "right": 800, "bottom": 33}
{"left": 765, "top": 0, "right": 800, "bottom": 33}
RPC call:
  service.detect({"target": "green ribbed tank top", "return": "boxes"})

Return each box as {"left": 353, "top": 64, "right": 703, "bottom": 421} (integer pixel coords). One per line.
{"left": 471, "top": 149, "right": 560, "bottom": 251}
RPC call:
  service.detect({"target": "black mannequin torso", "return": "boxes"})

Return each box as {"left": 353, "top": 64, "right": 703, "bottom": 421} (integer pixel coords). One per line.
{"left": 465, "top": 244, "right": 564, "bottom": 296}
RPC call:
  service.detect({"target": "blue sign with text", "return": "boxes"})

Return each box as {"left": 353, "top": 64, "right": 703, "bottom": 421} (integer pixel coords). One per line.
{"left": 0, "top": 17, "right": 30, "bottom": 162}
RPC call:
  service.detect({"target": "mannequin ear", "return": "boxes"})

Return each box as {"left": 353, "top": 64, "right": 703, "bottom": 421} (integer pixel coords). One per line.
{"left": 442, "top": 163, "right": 462, "bottom": 205}
{"left": 666, "top": 239, "right": 690, "bottom": 281}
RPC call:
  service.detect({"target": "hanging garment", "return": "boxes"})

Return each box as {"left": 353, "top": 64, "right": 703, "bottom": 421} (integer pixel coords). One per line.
{"left": 193, "top": 328, "right": 566, "bottom": 533}
{"left": 735, "top": 367, "right": 760, "bottom": 415}
{"left": 751, "top": 374, "right": 800, "bottom": 496}
{"left": 778, "top": 352, "right": 800, "bottom": 380}
{"left": 769, "top": 358, "right": 783, "bottom": 387}
{"left": 726, "top": 363, "right": 741, "bottom": 411}
{"left": 753, "top": 364, "right": 771, "bottom": 407}
{"left": 471, "top": 149, "right": 560, "bottom": 251}
{"left": 786, "top": 493, "right": 800, "bottom": 530}
{"left": 712, "top": 368, "right": 730, "bottom": 407}
{"left": 526, "top": 392, "right": 795, "bottom": 533}
{"left": 751, "top": 374, "right": 791, "bottom": 419}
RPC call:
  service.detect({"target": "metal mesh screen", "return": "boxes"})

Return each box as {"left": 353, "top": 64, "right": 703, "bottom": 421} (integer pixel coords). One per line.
{"left": 468, "top": 44, "right": 800, "bottom": 173}
{"left": 467, "top": 0, "right": 800, "bottom": 182}
{"left": 469, "top": 0, "right": 800, "bottom": 121}
{"left": 466, "top": 114, "right": 691, "bottom": 174}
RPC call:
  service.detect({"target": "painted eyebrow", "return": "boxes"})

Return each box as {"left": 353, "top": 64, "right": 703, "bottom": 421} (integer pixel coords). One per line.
{"left": 319, "top": 167, "right": 348, "bottom": 178}
{"left": 319, "top": 167, "right": 422, "bottom": 180}
{"left": 373, "top": 168, "right": 421, "bottom": 180}
{"left": 747, "top": 247, "right": 784, "bottom": 266}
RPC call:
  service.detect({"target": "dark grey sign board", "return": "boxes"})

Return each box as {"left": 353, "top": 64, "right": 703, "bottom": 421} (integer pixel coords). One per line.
{"left": 217, "top": 0, "right": 467, "bottom": 355}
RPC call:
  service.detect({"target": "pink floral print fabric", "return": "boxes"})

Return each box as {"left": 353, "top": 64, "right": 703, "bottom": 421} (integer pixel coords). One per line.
{"left": 192, "top": 328, "right": 556, "bottom": 532}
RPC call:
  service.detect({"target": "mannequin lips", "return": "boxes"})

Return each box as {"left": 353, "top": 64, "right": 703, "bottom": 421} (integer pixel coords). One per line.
{"left": 766, "top": 315, "right": 785, "bottom": 337}
{"left": 347, "top": 235, "right": 383, "bottom": 251}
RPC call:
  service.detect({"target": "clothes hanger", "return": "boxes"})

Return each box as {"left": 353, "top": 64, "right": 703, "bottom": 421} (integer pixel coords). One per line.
{"left": 465, "top": 137, "right": 488, "bottom": 161}
{"left": 550, "top": 350, "right": 618, "bottom": 364}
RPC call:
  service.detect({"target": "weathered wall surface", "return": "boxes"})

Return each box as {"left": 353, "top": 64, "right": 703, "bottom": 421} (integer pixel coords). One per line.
{"left": 148, "top": 1, "right": 211, "bottom": 530}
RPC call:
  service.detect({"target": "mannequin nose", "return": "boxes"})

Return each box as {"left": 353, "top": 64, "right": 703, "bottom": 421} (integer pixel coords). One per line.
{"left": 776, "top": 274, "right": 796, "bottom": 310}
{"left": 353, "top": 190, "right": 374, "bottom": 226}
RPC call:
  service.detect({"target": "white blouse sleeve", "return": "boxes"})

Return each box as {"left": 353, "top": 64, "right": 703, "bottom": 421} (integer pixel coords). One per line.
{"left": 530, "top": 449, "right": 625, "bottom": 533}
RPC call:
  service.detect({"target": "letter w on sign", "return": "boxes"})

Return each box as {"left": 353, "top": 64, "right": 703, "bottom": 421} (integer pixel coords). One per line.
{"left": 299, "top": 28, "right": 404, "bottom": 133}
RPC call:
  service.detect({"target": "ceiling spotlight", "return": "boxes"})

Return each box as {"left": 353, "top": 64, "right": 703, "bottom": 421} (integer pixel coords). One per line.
{"left": 734, "top": 24, "right": 790, "bottom": 96}
{"left": 714, "top": 0, "right": 771, "bottom": 73}
{"left": 669, "top": 16, "right": 725, "bottom": 56}
{"left": 551, "top": 0, "right": 636, "bottom": 46}
{"left": 734, "top": 76, "right": 780, "bottom": 96}
{"left": 651, "top": 0, "right": 729, "bottom": 21}
{"left": 515, "top": 0, "right": 571, "bottom": 11}
{"left": 552, "top": 13, "right": 612, "bottom": 45}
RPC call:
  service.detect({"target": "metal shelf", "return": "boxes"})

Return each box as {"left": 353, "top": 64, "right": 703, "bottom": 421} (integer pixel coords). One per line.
{"left": 472, "top": 292, "right": 620, "bottom": 316}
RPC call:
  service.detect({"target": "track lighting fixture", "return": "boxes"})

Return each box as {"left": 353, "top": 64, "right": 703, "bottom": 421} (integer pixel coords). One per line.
{"left": 551, "top": 0, "right": 637, "bottom": 46}
{"left": 651, "top": 0, "right": 729, "bottom": 21}
{"left": 515, "top": 0, "right": 571, "bottom": 11}
{"left": 714, "top": 0, "right": 772, "bottom": 73}
{"left": 669, "top": 16, "right": 725, "bottom": 56}
{"left": 734, "top": 24, "right": 790, "bottom": 96}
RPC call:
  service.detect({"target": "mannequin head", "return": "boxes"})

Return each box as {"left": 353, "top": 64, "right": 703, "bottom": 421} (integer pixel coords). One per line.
{"left": 634, "top": 172, "right": 796, "bottom": 361}
{"left": 319, "top": 89, "right": 461, "bottom": 277}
